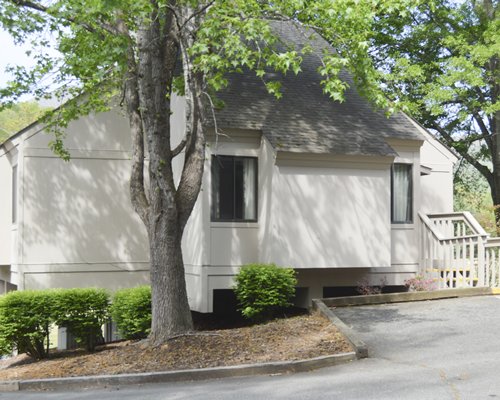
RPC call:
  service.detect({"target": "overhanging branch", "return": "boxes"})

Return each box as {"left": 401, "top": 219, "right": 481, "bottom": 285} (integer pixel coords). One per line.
{"left": 172, "top": 139, "right": 186, "bottom": 157}
{"left": 9, "top": 0, "right": 119, "bottom": 35}
{"left": 432, "top": 123, "right": 493, "bottom": 185}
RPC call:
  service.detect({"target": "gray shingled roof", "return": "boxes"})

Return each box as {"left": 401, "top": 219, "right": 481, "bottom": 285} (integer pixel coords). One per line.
{"left": 212, "top": 21, "right": 423, "bottom": 156}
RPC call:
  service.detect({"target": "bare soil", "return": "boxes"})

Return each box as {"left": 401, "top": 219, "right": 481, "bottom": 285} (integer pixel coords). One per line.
{"left": 0, "top": 313, "right": 352, "bottom": 381}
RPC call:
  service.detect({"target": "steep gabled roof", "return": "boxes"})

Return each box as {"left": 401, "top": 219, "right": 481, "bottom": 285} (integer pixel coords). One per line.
{"left": 213, "top": 21, "right": 423, "bottom": 156}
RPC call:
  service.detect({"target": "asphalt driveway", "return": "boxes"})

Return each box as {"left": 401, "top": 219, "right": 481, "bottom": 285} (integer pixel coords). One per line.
{"left": 334, "top": 295, "right": 500, "bottom": 399}
{"left": 1, "top": 295, "right": 500, "bottom": 399}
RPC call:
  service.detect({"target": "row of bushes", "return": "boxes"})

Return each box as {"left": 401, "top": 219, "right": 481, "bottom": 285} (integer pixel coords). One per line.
{"left": 0, "top": 288, "right": 110, "bottom": 359}
{"left": 0, "top": 264, "right": 297, "bottom": 359}
{"left": 0, "top": 287, "right": 151, "bottom": 359}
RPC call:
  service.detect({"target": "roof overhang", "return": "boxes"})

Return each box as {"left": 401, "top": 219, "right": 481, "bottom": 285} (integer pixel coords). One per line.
{"left": 275, "top": 151, "right": 395, "bottom": 169}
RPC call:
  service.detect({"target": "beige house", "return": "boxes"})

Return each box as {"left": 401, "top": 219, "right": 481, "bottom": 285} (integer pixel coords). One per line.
{"left": 3, "top": 22, "right": 490, "bottom": 311}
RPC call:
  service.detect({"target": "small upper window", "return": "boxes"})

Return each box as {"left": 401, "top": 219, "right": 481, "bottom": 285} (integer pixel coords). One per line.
{"left": 391, "top": 163, "right": 413, "bottom": 224}
{"left": 211, "top": 155, "right": 257, "bottom": 222}
{"left": 12, "top": 165, "right": 17, "bottom": 224}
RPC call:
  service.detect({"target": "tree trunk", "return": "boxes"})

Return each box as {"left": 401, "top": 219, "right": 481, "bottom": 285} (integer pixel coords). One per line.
{"left": 493, "top": 110, "right": 500, "bottom": 234}
{"left": 485, "top": 0, "right": 499, "bottom": 233}
{"left": 130, "top": 7, "right": 196, "bottom": 343}
{"left": 124, "top": 3, "right": 207, "bottom": 344}
{"left": 149, "top": 210, "right": 193, "bottom": 344}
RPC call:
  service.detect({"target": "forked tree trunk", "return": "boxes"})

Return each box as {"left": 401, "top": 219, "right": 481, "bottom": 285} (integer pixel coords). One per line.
{"left": 125, "top": 4, "right": 205, "bottom": 344}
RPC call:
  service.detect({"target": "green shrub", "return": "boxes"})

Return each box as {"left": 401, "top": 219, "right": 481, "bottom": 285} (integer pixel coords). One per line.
{"left": 51, "top": 288, "right": 110, "bottom": 352}
{"left": 233, "top": 263, "right": 297, "bottom": 320}
{"left": 110, "top": 286, "right": 151, "bottom": 340}
{"left": 0, "top": 291, "right": 54, "bottom": 359}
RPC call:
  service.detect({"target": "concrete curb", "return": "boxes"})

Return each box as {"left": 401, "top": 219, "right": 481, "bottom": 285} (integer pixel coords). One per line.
{"left": 0, "top": 352, "right": 357, "bottom": 392}
{"left": 320, "top": 287, "right": 493, "bottom": 308}
{"left": 312, "top": 299, "right": 368, "bottom": 359}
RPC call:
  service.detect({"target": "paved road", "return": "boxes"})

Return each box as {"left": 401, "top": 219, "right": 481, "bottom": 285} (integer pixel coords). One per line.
{"left": 2, "top": 296, "right": 500, "bottom": 399}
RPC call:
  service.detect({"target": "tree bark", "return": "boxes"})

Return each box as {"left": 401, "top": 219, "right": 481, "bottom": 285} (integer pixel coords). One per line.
{"left": 492, "top": 110, "right": 500, "bottom": 233}
{"left": 483, "top": 0, "right": 500, "bottom": 232}
{"left": 149, "top": 208, "right": 193, "bottom": 343}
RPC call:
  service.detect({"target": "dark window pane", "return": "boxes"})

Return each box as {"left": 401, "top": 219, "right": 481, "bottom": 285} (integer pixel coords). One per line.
{"left": 12, "top": 165, "right": 17, "bottom": 224}
{"left": 211, "top": 156, "right": 257, "bottom": 222}
{"left": 234, "top": 159, "right": 244, "bottom": 219}
{"left": 212, "top": 156, "right": 234, "bottom": 220}
{"left": 391, "top": 164, "right": 413, "bottom": 223}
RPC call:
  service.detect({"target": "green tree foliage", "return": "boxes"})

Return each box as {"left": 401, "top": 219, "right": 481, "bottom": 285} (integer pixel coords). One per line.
{"left": 110, "top": 286, "right": 151, "bottom": 340}
{"left": 233, "top": 264, "right": 297, "bottom": 321}
{"left": 370, "top": 0, "right": 499, "bottom": 227}
{"left": 0, "top": 101, "right": 50, "bottom": 142}
{"left": 0, "top": 0, "right": 422, "bottom": 342}
{"left": 454, "top": 160, "right": 496, "bottom": 234}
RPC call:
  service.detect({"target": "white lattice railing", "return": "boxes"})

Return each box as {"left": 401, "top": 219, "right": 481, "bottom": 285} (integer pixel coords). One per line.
{"left": 419, "top": 212, "right": 500, "bottom": 289}
{"left": 485, "top": 238, "right": 500, "bottom": 287}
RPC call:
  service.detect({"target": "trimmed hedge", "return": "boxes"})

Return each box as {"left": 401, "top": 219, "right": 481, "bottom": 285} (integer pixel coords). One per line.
{"left": 52, "top": 288, "right": 110, "bottom": 352}
{"left": 0, "top": 288, "right": 110, "bottom": 358}
{"left": 0, "top": 290, "right": 54, "bottom": 359}
{"left": 110, "top": 286, "right": 151, "bottom": 340}
{"left": 233, "top": 263, "right": 297, "bottom": 320}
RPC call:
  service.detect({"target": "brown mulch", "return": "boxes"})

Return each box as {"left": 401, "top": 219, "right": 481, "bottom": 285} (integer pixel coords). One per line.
{"left": 0, "top": 313, "right": 352, "bottom": 381}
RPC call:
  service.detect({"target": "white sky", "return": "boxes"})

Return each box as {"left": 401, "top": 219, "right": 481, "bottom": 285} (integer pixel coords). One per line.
{"left": 0, "top": 30, "right": 36, "bottom": 88}
{"left": 0, "top": 29, "right": 63, "bottom": 106}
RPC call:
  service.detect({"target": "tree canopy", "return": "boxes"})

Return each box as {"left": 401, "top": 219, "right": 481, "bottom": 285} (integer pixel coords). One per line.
{"left": 0, "top": 101, "right": 50, "bottom": 142}
{"left": 371, "top": 0, "right": 499, "bottom": 225}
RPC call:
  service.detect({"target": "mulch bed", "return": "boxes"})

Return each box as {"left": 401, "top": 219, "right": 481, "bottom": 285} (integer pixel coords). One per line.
{"left": 0, "top": 313, "right": 352, "bottom": 381}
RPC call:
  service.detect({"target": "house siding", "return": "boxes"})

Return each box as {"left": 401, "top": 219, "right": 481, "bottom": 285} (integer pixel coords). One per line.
{"left": 9, "top": 108, "right": 149, "bottom": 292}
{"left": 420, "top": 135, "right": 455, "bottom": 214}
{"left": 269, "top": 163, "right": 392, "bottom": 268}
{"left": 0, "top": 148, "right": 13, "bottom": 266}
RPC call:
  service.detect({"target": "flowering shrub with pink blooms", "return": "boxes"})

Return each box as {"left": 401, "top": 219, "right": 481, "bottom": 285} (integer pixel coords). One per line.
{"left": 404, "top": 276, "right": 436, "bottom": 292}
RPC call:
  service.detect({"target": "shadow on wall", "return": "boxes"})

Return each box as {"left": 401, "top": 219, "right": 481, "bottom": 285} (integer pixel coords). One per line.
{"left": 21, "top": 119, "right": 150, "bottom": 289}
{"left": 182, "top": 194, "right": 205, "bottom": 267}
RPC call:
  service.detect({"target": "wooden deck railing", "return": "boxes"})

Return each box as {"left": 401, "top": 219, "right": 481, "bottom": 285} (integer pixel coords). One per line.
{"left": 419, "top": 212, "right": 500, "bottom": 289}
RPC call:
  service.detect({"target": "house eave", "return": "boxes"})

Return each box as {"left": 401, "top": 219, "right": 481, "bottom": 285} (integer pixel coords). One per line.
{"left": 385, "top": 137, "right": 425, "bottom": 151}
{"left": 275, "top": 151, "right": 395, "bottom": 169}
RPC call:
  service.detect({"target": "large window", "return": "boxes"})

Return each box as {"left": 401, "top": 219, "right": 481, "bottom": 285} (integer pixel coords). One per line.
{"left": 12, "top": 165, "right": 17, "bottom": 224}
{"left": 391, "top": 163, "right": 413, "bottom": 224}
{"left": 211, "top": 155, "right": 257, "bottom": 222}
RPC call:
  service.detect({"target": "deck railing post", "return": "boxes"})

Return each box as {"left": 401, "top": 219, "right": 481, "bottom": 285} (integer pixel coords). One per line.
{"left": 477, "top": 236, "right": 486, "bottom": 287}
